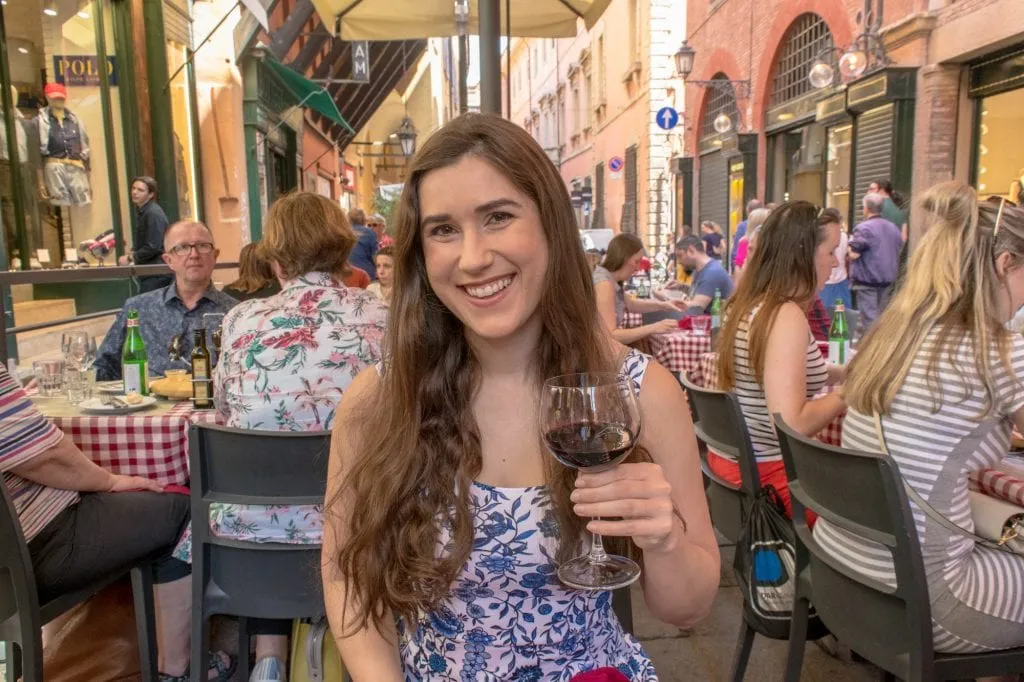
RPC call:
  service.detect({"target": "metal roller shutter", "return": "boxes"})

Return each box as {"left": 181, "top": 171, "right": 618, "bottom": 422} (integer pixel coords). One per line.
{"left": 622, "top": 144, "right": 638, "bottom": 234}
{"left": 699, "top": 149, "right": 728, "bottom": 231}
{"left": 853, "top": 103, "right": 894, "bottom": 210}
{"left": 593, "top": 162, "right": 605, "bottom": 230}
{"left": 164, "top": 2, "right": 192, "bottom": 46}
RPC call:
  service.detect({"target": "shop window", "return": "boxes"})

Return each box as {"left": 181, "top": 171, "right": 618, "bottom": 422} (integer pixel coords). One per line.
{"left": 826, "top": 124, "right": 853, "bottom": 220}
{"left": 0, "top": 0, "right": 129, "bottom": 269}
{"left": 975, "top": 88, "right": 1024, "bottom": 201}
{"left": 768, "top": 122, "right": 827, "bottom": 204}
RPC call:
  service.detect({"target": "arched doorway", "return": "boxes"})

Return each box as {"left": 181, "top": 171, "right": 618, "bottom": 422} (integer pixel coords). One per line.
{"left": 764, "top": 13, "right": 844, "bottom": 208}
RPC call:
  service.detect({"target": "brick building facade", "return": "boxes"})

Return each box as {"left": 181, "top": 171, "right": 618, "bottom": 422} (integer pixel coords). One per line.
{"left": 680, "top": 0, "right": 1023, "bottom": 252}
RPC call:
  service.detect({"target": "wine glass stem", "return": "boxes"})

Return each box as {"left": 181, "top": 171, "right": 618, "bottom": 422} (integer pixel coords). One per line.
{"left": 588, "top": 518, "right": 609, "bottom": 563}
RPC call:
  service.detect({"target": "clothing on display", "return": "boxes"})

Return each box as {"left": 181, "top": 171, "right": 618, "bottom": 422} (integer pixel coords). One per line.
{"left": 37, "top": 84, "right": 91, "bottom": 207}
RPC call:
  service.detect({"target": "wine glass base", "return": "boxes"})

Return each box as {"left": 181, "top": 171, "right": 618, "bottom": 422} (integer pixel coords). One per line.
{"left": 558, "top": 554, "right": 641, "bottom": 591}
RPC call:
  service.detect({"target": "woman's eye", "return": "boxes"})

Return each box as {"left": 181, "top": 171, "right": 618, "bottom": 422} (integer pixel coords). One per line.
{"left": 486, "top": 211, "right": 513, "bottom": 226}
{"left": 428, "top": 224, "right": 457, "bottom": 238}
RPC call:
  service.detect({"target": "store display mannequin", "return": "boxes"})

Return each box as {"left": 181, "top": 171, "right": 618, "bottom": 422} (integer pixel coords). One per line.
{"left": 37, "top": 82, "right": 91, "bottom": 206}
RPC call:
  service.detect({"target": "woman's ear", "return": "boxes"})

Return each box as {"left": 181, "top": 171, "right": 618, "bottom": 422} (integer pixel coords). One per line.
{"left": 996, "top": 251, "right": 1014, "bottom": 280}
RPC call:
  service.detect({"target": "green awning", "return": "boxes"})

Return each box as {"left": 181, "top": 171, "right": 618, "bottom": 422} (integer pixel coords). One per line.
{"left": 263, "top": 55, "right": 355, "bottom": 134}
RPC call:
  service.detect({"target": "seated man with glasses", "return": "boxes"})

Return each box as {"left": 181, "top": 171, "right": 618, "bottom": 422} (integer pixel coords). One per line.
{"left": 95, "top": 221, "right": 238, "bottom": 381}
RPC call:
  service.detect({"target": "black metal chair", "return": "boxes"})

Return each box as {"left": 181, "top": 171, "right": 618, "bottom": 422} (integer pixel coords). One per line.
{"left": 0, "top": 484, "right": 159, "bottom": 682}
{"left": 189, "top": 423, "right": 332, "bottom": 682}
{"left": 774, "top": 415, "right": 1024, "bottom": 681}
{"left": 679, "top": 372, "right": 826, "bottom": 682}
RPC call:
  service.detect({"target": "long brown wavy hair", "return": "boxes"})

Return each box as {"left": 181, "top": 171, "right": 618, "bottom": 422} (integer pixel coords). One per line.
{"left": 717, "top": 202, "right": 838, "bottom": 389}
{"left": 844, "top": 183, "right": 1024, "bottom": 417}
{"left": 331, "top": 113, "right": 639, "bottom": 632}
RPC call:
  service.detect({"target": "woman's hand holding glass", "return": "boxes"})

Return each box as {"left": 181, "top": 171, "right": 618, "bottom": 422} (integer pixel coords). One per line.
{"left": 571, "top": 462, "right": 679, "bottom": 553}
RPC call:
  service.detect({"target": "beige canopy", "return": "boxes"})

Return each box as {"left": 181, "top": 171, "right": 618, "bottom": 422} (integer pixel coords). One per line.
{"left": 311, "top": 0, "right": 612, "bottom": 40}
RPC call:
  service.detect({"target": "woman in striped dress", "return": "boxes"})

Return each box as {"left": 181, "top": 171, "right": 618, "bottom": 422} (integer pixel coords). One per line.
{"left": 710, "top": 202, "right": 847, "bottom": 519}
{"left": 814, "top": 183, "right": 1024, "bottom": 653}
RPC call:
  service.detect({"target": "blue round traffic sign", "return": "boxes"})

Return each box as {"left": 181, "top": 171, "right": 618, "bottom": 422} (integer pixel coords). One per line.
{"left": 656, "top": 106, "right": 680, "bottom": 130}
{"left": 608, "top": 156, "right": 624, "bottom": 173}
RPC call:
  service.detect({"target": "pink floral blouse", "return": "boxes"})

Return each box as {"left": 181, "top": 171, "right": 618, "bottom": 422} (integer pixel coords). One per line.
{"left": 174, "top": 272, "right": 386, "bottom": 559}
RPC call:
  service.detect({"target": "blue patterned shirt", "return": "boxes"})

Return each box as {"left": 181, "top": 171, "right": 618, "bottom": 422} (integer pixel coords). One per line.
{"left": 95, "top": 282, "right": 238, "bottom": 380}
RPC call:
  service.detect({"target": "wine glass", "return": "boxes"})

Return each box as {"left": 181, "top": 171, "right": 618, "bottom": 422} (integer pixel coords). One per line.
{"left": 63, "top": 330, "right": 96, "bottom": 369}
{"left": 541, "top": 372, "right": 642, "bottom": 590}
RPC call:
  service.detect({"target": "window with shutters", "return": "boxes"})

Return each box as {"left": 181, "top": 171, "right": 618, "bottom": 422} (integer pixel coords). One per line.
{"left": 622, "top": 145, "right": 639, "bottom": 234}
{"left": 769, "top": 14, "right": 835, "bottom": 108}
{"left": 594, "top": 162, "right": 605, "bottom": 230}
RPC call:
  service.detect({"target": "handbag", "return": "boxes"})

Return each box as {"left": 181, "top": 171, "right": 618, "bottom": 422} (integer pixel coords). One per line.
{"left": 872, "top": 412, "right": 1024, "bottom": 554}
{"left": 289, "top": 617, "right": 347, "bottom": 682}
{"left": 733, "top": 486, "right": 827, "bottom": 640}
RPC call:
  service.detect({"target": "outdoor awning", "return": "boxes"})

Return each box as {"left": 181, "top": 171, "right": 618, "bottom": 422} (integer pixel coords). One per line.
{"left": 262, "top": 54, "right": 356, "bottom": 134}
{"left": 310, "top": 0, "right": 613, "bottom": 39}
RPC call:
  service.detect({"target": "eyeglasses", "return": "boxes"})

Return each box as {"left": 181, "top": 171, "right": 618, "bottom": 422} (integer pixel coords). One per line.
{"left": 168, "top": 241, "right": 215, "bottom": 257}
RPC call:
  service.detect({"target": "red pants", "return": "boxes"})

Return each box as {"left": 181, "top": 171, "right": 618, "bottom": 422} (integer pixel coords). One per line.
{"left": 707, "top": 451, "right": 817, "bottom": 526}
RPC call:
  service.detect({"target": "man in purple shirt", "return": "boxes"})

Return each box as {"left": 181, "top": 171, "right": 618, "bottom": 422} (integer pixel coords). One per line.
{"left": 849, "top": 192, "right": 903, "bottom": 336}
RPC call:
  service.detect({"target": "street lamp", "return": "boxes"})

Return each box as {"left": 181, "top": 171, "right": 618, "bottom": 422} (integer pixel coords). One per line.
{"left": 396, "top": 117, "right": 417, "bottom": 158}
{"left": 673, "top": 41, "right": 696, "bottom": 81}
{"left": 673, "top": 40, "right": 751, "bottom": 99}
{"left": 713, "top": 113, "right": 732, "bottom": 134}
{"left": 808, "top": 31, "right": 889, "bottom": 89}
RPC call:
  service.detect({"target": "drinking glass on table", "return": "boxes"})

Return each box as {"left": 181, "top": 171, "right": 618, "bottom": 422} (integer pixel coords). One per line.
{"left": 65, "top": 366, "right": 95, "bottom": 403}
{"left": 691, "top": 315, "right": 711, "bottom": 337}
{"left": 33, "top": 359, "right": 65, "bottom": 397}
{"left": 541, "top": 372, "right": 642, "bottom": 590}
{"left": 64, "top": 331, "right": 97, "bottom": 370}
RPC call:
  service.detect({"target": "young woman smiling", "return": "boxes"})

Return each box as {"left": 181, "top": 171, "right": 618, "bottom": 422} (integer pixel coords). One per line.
{"left": 322, "top": 114, "right": 719, "bottom": 680}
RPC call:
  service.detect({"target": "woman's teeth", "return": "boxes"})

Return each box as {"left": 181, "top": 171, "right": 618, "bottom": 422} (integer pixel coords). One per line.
{"left": 465, "top": 276, "right": 513, "bottom": 298}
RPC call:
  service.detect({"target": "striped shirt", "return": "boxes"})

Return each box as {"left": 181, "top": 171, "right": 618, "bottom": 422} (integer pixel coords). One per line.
{"left": 730, "top": 305, "right": 828, "bottom": 462}
{"left": 0, "top": 368, "right": 78, "bottom": 541}
{"left": 814, "top": 329, "right": 1024, "bottom": 653}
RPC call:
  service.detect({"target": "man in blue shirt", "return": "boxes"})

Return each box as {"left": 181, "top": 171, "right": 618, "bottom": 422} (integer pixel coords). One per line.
{"left": 347, "top": 208, "right": 379, "bottom": 280}
{"left": 849, "top": 192, "right": 903, "bottom": 336}
{"left": 676, "top": 235, "right": 734, "bottom": 318}
{"left": 95, "top": 221, "right": 238, "bottom": 380}
{"left": 731, "top": 198, "right": 763, "bottom": 268}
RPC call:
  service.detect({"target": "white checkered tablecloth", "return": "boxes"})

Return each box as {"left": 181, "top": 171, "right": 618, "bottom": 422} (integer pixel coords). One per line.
{"left": 697, "top": 351, "right": 844, "bottom": 447}
{"left": 648, "top": 330, "right": 713, "bottom": 387}
{"left": 34, "top": 398, "right": 219, "bottom": 486}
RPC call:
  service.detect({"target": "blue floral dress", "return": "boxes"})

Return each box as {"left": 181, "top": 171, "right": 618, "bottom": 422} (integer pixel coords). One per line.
{"left": 398, "top": 350, "right": 658, "bottom": 681}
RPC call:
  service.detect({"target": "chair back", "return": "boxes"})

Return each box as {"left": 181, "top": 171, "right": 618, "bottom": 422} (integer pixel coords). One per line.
{"left": 773, "top": 415, "right": 935, "bottom": 676}
{"left": 679, "top": 372, "right": 761, "bottom": 542}
{"left": 189, "top": 423, "right": 331, "bottom": 620}
{"left": 0, "top": 481, "right": 41, "bottom": 673}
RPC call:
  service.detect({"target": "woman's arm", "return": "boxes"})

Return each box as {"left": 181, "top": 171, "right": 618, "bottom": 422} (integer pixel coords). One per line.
{"left": 323, "top": 368, "right": 404, "bottom": 682}
{"left": 572, "top": 362, "right": 720, "bottom": 627}
{"left": 596, "top": 280, "right": 677, "bottom": 344}
{"left": 763, "top": 303, "right": 846, "bottom": 436}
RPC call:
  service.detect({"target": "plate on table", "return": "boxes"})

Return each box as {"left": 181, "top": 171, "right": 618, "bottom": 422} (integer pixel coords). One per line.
{"left": 78, "top": 396, "right": 158, "bottom": 414}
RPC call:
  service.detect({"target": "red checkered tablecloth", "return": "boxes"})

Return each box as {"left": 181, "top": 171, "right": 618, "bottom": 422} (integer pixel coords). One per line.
{"left": 647, "top": 330, "right": 713, "bottom": 386}
{"left": 35, "top": 398, "right": 220, "bottom": 485}
{"left": 698, "top": 351, "right": 844, "bottom": 447}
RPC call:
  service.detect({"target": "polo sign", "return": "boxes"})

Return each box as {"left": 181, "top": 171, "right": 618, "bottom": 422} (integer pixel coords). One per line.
{"left": 53, "top": 56, "right": 118, "bottom": 87}
{"left": 656, "top": 106, "right": 680, "bottom": 130}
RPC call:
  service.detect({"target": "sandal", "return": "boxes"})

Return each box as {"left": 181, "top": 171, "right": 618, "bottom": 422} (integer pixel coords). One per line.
{"left": 158, "top": 650, "right": 237, "bottom": 682}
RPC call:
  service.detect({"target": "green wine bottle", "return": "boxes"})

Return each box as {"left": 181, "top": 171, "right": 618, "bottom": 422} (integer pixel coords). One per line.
{"left": 828, "top": 299, "right": 851, "bottom": 365}
{"left": 709, "top": 288, "right": 723, "bottom": 331}
{"left": 121, "top": 309, "right": 149, "bottom": 395}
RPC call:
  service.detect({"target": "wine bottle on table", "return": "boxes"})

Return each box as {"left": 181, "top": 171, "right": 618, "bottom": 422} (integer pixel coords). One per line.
{"left": 709, "top": 288, "right": 723, "bottom": 330}
{"left": 828, "top": 299, "right": 851, "bottom": 365}
{"left": 121, "top": 309, "right": 149, "bottom": 396}
{"left": 190, "top": 329, "right": 214, "bottom": 409}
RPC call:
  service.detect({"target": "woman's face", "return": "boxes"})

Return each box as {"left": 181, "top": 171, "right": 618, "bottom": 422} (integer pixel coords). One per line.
{"left": 814, "top": 222, "right": 841, "bottom": 293}
{"left": 997, "top": 253, "right": 1024, "bottom": 323}
{"left": 419, "top": 155, "right": 550, "bottom": 344}
{"left": 376, "top": 255, "right": 394, "bottom": 287}
{"left": 615, "top": 250, "right": 644, "bottom": 282}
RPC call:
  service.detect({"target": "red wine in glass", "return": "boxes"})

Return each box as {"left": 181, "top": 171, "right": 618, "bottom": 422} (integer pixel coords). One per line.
{"left": 544, "top": 421, "right": 636, "bottom": 471}
{"left": 541, "top": 372, "right": 642, "bottom": 590}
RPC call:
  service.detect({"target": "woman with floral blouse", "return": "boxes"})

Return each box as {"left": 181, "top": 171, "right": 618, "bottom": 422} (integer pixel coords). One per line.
{"left": 201, "top": 192, "right": 386, "bottom": 681}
